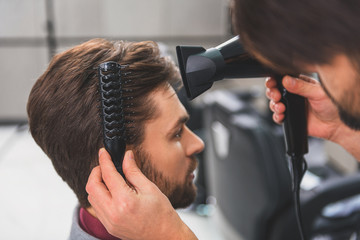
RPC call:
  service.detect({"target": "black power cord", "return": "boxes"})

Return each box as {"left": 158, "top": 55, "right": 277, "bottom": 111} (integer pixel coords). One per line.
{"left": 290, "top": 155, "right": 308, "bottom": 240}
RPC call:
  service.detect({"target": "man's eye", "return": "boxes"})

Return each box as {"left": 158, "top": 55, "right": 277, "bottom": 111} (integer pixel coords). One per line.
{"left": 175, "top": 128, "right": 183, "bottom": 138}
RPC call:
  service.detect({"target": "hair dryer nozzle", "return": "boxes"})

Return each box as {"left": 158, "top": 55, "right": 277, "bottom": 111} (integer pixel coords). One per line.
{"left": 176, "top": 46, "right": 225, "bottom": 99}
{"left": 176, "top": 36, "right": 274, "bottom": 100}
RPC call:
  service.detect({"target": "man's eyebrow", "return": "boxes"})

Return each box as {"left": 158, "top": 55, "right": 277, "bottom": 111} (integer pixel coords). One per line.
{"left": 167, "top": 114, "right": 190, "bottom": 135}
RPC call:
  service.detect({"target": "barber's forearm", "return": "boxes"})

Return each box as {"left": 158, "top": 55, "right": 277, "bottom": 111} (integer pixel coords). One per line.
{"left": 158, "top": 211, "right": 198, "bottom": 240}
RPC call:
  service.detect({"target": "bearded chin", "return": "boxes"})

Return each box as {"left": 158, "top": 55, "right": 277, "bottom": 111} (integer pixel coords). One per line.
{"left": 134, "top": 148, "right": 197, "bottom": 209}
{"left": 338, "top": 105, "right": 360, "bottom": 131}
{"left": 167, "top": 182, "right": 197, "bottom": 209}
{"left": 319, "top": 76, "right": 360, "bottom": 131}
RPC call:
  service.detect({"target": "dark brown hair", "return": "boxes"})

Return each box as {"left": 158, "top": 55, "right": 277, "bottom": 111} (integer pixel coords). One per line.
{"left": 27, "top": 39, "right": 180, "bottom": 207}
{"left": 232, "top": 0, "right": 360, "bottom": 74}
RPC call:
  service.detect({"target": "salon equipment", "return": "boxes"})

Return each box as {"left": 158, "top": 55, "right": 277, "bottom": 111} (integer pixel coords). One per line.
{"left": 203, "top": 90, "right": 360, "bottom": 240}
{"left": 203, "top": 89, "right": 292, "bottom": 239}
{"left": 98, "top": 61, "right": 131, "bottom": 179}
{"left": 176, "top": 36, "right": 308, "bottom": 239}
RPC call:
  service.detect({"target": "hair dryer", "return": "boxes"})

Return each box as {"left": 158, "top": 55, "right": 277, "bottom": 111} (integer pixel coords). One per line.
{"left": 176, "top": 35, "right": 308, "bottom": 239}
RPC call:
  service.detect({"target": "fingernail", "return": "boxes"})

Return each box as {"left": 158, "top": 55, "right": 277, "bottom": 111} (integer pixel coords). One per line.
{"left": 274, "top": 103, "right": 279, "bottom": 112}
{"left": 270, "top": 91, "right": 274, "bottom": 100}
{"left": 127, "top": 150, "right": 134, "bottom": 160}
{"left": 285, "top": 76, "right": 296, "bottom": 87}
{"left": 99, "top": 148, "right": 105, "bottom": 158}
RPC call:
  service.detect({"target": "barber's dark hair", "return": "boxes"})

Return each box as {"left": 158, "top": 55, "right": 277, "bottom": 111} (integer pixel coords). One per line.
{"left": 232, "top": 0, "right": 360, "bottom": 74}
{"left": 27, "top": 39, "right": 181, "bottom": 207}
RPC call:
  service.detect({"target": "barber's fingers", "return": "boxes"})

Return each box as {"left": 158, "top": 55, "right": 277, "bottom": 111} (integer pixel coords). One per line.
{"left": 265, "top": 77, "right": 277, "bottom": 88}
{"left": 266, "top": 75, "right": 321, "bottom": 125}
{"left": 269, "top": 100, "right": 286, "bottom": 114}
{"left": 122, "top": 150, "right": 156, "bottom": 193}
{"left": 86, "top": 166, "right": 113, "bottom": 214}
{"left": 86, "top": 183, "right": 114, "bottom": 236}
{"left": 86, "top": 166, "right": 111, "bottom": 198}
{"left": 268, "top": 99, "right": 285, "bottom": 124}
{"left": 282, "top": 75, "right": 321, "bottom": 99}
{"left": 273, "top": 112, "right": 285, "bottom": 124}
{"left": 98, "top": 148, "right": 128, "bottom": 196}
{"left": 265, "top": 78, "right": 282, "bottom": 102}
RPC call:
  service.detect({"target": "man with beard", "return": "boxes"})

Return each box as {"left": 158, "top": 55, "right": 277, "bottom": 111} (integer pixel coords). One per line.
{"left": 27, "top": 38, "right": 204, "bottom": 240}
{"left": 85, "top": 0, "right": 360, "bottom": 239}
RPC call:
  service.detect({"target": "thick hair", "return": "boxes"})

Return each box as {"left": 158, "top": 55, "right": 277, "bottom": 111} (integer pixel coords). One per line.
{"left": 27, "top": 39, "right": 181, "bottom": 207}
{"left": 232, "top": 0, "right": 360, "bottom": 74}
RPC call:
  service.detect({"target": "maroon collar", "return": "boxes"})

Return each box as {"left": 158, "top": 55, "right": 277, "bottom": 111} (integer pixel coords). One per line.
{"left": 79, "top": 207, "right": 120, "bottom": 240}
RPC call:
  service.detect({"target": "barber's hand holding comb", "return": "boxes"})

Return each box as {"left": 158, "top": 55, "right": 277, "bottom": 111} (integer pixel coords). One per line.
{"left": 86, "top": 148, "right": 197, "bottom": 240}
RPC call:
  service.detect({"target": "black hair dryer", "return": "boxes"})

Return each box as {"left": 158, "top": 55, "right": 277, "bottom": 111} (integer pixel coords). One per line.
{"left": 176, "top": 35, "right": 308, "bottom": 160}
{"left": 176, "top": 35, "right": 309, "bottom": 239}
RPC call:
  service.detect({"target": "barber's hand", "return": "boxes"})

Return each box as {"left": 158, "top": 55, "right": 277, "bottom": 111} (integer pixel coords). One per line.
{"left": 86, "top": 148, "right": 197, "bottom": 240}
{"left": 265, "top": 75, "right": 343, "bottom": 141}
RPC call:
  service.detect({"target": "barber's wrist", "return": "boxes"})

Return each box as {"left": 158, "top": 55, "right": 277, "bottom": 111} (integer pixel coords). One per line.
{"left": 171, "top": 221, "right": 197, "bottom": 240}
{"left": 160, "top": 211, "right": 197, "bottom": 240}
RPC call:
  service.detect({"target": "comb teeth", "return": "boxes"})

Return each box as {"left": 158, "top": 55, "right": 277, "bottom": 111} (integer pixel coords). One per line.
{"left": 99, "top": 62, "right": 126, "bottom": 139}
{"left": 98, "top": 61, "right": 130, "bottom": 178}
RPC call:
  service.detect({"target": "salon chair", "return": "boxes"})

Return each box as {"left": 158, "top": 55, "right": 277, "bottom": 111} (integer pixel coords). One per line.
{"left": 203, "top": 89, "right": 360, "bottom": 240}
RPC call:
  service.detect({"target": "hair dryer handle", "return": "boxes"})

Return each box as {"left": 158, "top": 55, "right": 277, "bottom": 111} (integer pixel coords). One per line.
{"left": 275, "top": 75, "right": 309, "bottom": 157}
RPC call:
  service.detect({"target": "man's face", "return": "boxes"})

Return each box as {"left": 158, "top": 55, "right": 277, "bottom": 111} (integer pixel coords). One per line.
{"left": 309, "top": 54, "right": 360, "bottom": 130}
{"left": 134, "top": 86, "right": 204, "bottom": 209}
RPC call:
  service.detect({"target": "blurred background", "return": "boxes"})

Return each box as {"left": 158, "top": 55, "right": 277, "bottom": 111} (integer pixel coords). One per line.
{"left": 0, "top": 0, "right": 231, "bottom": 122}
{"left": 1, "top": 0, "right": 360, "bottom": 239}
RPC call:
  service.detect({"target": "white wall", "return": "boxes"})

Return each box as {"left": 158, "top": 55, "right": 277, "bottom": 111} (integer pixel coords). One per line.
{"left": 0, "top": 0, "right": 231, "bottom": 121}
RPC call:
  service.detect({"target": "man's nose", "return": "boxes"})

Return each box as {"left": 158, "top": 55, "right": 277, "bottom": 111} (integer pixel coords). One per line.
{"left": 185, "top": 127, "right": 205, "bottom": 156}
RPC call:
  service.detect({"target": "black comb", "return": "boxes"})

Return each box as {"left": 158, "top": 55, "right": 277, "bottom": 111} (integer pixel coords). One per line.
{"left": 98, "top": 61, "right": 128, "bottom": 178}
